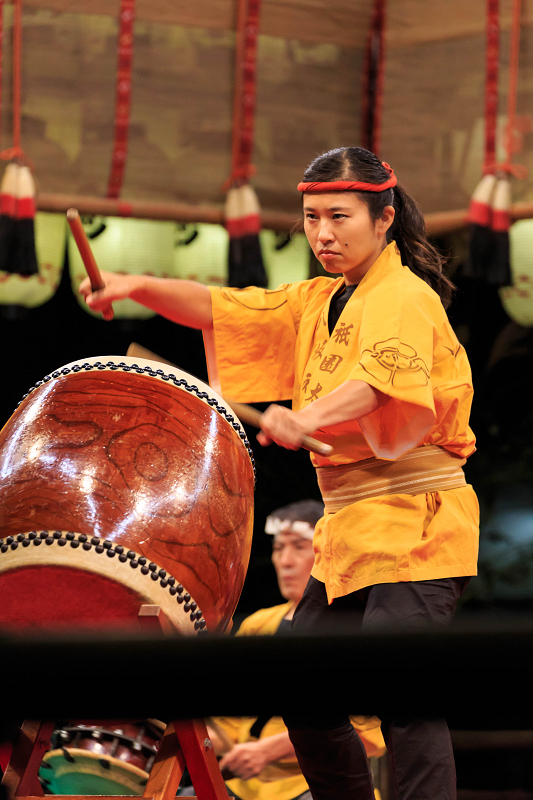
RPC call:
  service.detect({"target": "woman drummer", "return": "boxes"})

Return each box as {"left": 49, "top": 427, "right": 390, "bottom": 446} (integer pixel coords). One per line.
{"left": 80, "top": 146, "right": 479, "bottom": 800}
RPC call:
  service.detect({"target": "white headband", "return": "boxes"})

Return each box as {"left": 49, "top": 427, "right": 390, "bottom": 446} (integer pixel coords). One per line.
{"left": 264, "top": 516, "right": 315, "bottom": 540}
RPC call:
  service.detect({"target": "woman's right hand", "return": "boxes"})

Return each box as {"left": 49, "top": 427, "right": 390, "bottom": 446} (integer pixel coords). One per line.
{"left": 79, "top": 272, "right": 213, "bottom": 329}
{"left": 78, "top": 271, "right": 141, "bottom": 320}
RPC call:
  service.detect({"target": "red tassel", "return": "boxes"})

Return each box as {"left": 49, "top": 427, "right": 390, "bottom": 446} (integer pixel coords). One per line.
{"left": 491, "top": 176, "right": 511, "bottom": 232}
{"left": 466, "top": 174, "right": 496, "bottom": 281}
{"left": 225, "top": 184, "right": 261, "bottom": 238}
{"left": 225, "top": 184, "right": 266, "bottom": 288}
{"left": 488, "top": 176, "right": 512, "bottom": 285}
{"left": 467, "top": 173, "right": 497, "bottom": 228}
{"left": 466, "top": 173, "right": 511, "bottom": 285}
{"left": 0, "top": 161, "right": 38, "bottom": 275}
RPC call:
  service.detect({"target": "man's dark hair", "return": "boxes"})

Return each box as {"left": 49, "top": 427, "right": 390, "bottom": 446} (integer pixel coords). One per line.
{"left": 268, "top": 499, "right": 324, "bottom": 527}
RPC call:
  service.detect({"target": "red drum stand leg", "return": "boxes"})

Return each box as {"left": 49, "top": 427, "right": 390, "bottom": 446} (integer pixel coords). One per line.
{"left": 1, "top": 609, "right": 228, "bottom": 800}
{"left": 143, "top": 720, "right": 228, "bottom": 800}
{"left": 1, "top": 720, "right": 55, "bottom": 798}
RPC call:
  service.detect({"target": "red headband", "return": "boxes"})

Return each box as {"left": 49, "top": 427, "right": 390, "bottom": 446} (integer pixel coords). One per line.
{"left": 297, "top": 162, "right": 397, "bottom": 193}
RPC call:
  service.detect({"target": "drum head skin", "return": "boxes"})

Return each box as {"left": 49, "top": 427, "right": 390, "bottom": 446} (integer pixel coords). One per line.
{"left": 0, "top": 565, "right": 162, "bottom": 631}
{"left": 40, "top": 749, "right": 149, "bottom": 795}
{"left": 0, "top": 357, "right": 255, "bottom": 633}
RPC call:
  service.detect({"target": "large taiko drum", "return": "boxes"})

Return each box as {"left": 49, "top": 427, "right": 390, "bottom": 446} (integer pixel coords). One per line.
{"left": 0, "top": 356, "right": 255, "bottom": 633}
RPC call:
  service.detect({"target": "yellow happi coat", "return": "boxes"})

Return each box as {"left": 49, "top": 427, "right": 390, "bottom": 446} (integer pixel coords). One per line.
{"left": 209, "top": 242, "right": 479, "bottom": 601}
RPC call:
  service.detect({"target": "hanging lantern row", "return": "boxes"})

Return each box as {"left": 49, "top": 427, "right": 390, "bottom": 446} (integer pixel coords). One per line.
{"left": 0, "top": 213, "right": 309, "bottom": 316}
{"left": 5, "top": 0, "right": 533, "bottom": 329}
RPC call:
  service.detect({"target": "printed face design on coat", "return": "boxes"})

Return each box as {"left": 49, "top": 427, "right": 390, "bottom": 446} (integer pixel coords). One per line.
{"left": 361, "top": 337, "right": 430, "bottom": 387}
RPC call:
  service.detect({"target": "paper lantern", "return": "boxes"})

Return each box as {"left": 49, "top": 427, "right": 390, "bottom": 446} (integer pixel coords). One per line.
{"left": 173, "top": 225, "right": 309, "bottom": 289}
{"left": 69, "top": 219, "right": 311, "bottom": 320}
{"left": 0, "top": 212, "right": 66, "bottom": 307}
{"left": 259, "top": 231, "right": 309, "bottom": 289}
{"left": 499, "top": 220, "right": 533, "bottom": 326}
{"left": 69, "top": 217, "right": 176, "bottom": 319}
{"left": 173, "top": 223, "right": 229, "bottom": 286}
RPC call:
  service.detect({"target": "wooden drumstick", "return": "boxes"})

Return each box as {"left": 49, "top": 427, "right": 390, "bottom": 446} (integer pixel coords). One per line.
{"left": 127, "top": 341, "right": 333, "bottom": 458}
{"left": 67, "top": 208, "right": 114, "bottom": 321}
{"left": 224, "top": 399, "right": 333, "bottom": 458}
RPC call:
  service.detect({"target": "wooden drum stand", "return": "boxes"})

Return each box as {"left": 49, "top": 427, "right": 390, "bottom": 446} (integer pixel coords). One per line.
{"left": 0, "top": 607, "right": 229, "bottom": 800}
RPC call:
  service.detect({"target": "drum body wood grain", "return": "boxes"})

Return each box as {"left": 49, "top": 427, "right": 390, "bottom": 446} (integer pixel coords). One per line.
{"left": 0, "top": 356, "right": 255, "bottom": 633}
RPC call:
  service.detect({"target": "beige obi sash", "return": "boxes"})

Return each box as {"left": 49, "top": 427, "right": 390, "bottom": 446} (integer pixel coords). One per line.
{"left": 317, "top": 445, "right": 467, "bottom": 513}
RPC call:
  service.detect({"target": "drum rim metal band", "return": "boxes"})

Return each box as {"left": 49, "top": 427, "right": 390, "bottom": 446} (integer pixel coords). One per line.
{"left": 0, "top": 530, "right": 207, "bottom": 633}
{"left": 16, "top": 358, "right": 256, "bottom": 481}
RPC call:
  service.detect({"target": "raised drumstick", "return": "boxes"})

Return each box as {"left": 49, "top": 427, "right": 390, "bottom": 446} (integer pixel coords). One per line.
{"left": 67, "top": 208, "right": 114, "bottom": 321}
{"left": 127, "top": 341, "right": 333, "bottom": 458}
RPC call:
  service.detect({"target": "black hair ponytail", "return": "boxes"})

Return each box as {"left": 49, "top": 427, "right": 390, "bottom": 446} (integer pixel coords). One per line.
{"left": 303, "top": 147, "right": 455, "bottom": 309}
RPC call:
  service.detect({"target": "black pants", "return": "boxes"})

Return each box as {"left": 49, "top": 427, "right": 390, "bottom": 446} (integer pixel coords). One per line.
{"left": 283, "top": 576, "right": 469, "bottom": 800}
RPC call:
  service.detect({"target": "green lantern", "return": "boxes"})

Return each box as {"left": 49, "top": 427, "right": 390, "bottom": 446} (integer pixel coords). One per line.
{"left": 173, "top": 224, "right": 309, "bottom": 289}
{"left": 69, "top": 217, "right": 176, "bottom": 319}
{"left": 499, "top": 220, "right": 533, "bottom": 326}
{"left": 260, "top": 231, "right": 309, "bottom": 289}
{"left": 0, "top": 212, "right": 66, "bottom": 307}
{"left": 173, "top": 223, "right": 228, "bottom": 286}
{"left": 69, "top": 219, "right": 311, "bottom": 319}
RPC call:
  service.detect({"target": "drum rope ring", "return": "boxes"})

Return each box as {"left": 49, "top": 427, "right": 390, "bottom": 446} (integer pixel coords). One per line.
{"left": 0, "top": 530, "right": 207, "bottom": 632}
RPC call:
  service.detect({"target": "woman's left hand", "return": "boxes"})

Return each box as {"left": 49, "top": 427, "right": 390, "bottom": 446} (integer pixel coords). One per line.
{"left": 257, "top": 404, "right": 315, "bottom": 450}
{"left": 218, "top": 741, "right": 271, "bottom": 780}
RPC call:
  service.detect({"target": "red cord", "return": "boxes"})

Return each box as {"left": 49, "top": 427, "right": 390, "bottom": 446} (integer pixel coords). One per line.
{"left": 361, "top": 0, "right": 387, "bottom": 156}
{"left": 483, "top": 0, "right": 527, "bottom": 178}
{"left": 484, "top": 0, "right": 500, "bottom": 170}
{"left": 224, "top": 0, "right": 261, "bottom": 190}
{"left": 106, "top": 0, "right": 135, "bottom": 199}
{"left": 0, "top": 0, "right": 27, "bottom": 163}
{"left": 505, "top": 0, "right": 521, "bottom": 164}
{"left": 12, "top": 0, "right": 21, "bottom": 151}
{"left": 0, "top": 0, "right": 4, "bottom": 151}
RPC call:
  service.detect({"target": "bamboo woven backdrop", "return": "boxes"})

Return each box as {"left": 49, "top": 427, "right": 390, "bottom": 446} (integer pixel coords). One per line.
{"left": 1, "top": 0, "right": 533, "bottom": 218}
